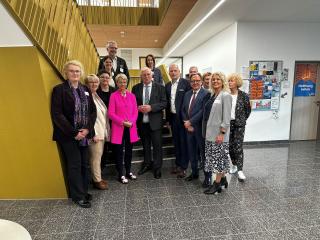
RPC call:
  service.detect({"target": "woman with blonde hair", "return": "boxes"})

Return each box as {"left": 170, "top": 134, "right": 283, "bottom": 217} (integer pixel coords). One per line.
{"left": 85, "top": 74, "right": 110, "bottom": 190}
{"left": 202, "top": 72, "right": 232, "bottom": 194}
{"left": 51, "top": 60, "right": 96, "bottom": 208}
{"left": 227, "top": 73, "right": 251, "bottom": 181}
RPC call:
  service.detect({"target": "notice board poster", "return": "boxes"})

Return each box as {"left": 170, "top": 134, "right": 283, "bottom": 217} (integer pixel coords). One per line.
{"left": 249, "top": 61, "right": 282, "bottom": 111}
{"left": 294, "top": 63, "right": 317, "bottom": 97}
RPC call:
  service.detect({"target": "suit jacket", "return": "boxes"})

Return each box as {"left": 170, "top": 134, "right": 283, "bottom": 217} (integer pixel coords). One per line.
{"left": 203, "top": 90, "right": 232, "bottom": 142}
{"left": 51, "top": 81, "right": 96, "bottom": 142}
{"left": 182, "top": 88, "right": 210, "bottom": 132}
{"left": 98, "top": 56, "right": 130, "bottom": 85}
{"left": 108, "top": 90, "right": 139, "bottom": 144}
{"left": 234, "top": 90, "right": 251, "bottom": 127}
{"left": 132, "top": 82, "right": 167, "bottom": 131}
{"left": 165, "top": 78, "right": 191, "bottom": 123}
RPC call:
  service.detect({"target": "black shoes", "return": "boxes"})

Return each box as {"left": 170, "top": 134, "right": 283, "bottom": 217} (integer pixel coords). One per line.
{"left": 204, "top": 181, "right": 222, "bottom": 195}
{"left": 85, "top": 193, "right": 92, "bottom": 201}
{"left": 154, "top": 169, "right": 162, "bottom": 179}
{"left": 74, "top": 199, "right": 91, "bottom": 208}
{"left": 138, "top": 165, "right": 152, "bottom": 175}
{"left": 185, "top": 174, "right": 199, "bottom": 181}
{"left": 202, "top": 180, "right": 211, "bottom": 188}
{"left": 220, "top": 176, "right": 228, "bottom": 189}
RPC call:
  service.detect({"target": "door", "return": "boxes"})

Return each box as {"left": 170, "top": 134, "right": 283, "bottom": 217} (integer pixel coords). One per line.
{"left": 290, "top": 62, "right": 320, "bottom": 140}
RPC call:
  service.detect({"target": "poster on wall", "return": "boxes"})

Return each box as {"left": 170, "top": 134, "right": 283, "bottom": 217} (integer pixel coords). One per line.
{"left": 294, "top": 63, "right": 317, "bottom": 97}
{"left": 249, "top": 61, "right": 282, "bottom": 111}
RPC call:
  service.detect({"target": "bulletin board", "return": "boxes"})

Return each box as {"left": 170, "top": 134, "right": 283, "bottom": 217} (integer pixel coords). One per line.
{"left": 249, "top": 61, "right": 282, "bottom": 111}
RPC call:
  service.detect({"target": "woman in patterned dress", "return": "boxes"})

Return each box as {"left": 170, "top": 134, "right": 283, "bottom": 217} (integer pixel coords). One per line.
{"left": 203, "top": 72, "right": 232, "bottom": 194}
{"left": 228, "top": 73, "right": 251, "bottom": 182}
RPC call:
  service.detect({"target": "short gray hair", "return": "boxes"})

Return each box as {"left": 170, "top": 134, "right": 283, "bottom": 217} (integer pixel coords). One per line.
{"left": 115, "top": 73, "right": 127, "bottom": 83}
{"left": 63, "top": 60, "right": 84, "bottom": 78}
{"left": 106, "top": 40, "right": 117, "bottom": 48}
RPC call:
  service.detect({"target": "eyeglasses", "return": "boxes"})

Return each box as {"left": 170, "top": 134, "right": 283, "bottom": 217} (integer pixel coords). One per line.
{"left": 100, "top": 76, "right": 110, "bottom": 79}
{"left": 190, "top": 80, "right": 201, "bottom": 83}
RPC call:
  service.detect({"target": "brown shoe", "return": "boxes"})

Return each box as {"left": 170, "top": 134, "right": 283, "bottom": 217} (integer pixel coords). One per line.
{"left": 93, "top": 181, "right": 108, "bottom": 190}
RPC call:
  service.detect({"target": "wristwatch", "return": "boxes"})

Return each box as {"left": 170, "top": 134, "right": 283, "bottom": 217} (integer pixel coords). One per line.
{"left": 220, "top": 131, "right": 226, "bottom": 135}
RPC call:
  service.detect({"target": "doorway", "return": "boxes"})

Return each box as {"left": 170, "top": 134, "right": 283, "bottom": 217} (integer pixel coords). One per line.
{"left": 290, "top": 62, "right": 320, "bottom": 140}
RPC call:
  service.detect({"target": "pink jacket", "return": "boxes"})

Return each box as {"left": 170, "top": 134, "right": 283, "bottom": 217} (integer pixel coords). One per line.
{"left": 108, "top": 90, "right": 139, "bottom": 144}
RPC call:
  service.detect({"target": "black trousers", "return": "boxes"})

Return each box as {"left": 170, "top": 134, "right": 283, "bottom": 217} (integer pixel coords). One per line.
{"left": 229, "top": 120, "right": 246, "bottom": 171}
{"left": 170, "top": 114, "right": 188, "bottom": 169}
{"left": 58, "top": 140, "right": 89, "bottom": 202}
{"left": 114, "top": 127, "right": 133, "bottom": 177}
{"left": 140, "top": 123, "right": 163, "bottom": 170}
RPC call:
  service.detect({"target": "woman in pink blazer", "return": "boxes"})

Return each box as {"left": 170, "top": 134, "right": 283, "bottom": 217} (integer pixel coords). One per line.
{"left": 108, "top": 73, "right": 139, "bottom": 184}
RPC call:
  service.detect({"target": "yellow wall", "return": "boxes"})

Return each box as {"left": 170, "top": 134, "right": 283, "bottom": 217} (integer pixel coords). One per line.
{"left": 0, "top": 47, "right": 68, "bottom": 199}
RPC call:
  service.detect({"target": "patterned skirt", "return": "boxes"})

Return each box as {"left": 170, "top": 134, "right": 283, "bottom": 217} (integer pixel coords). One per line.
{"left": 204, "top": 141, "right": 230, "bottom": 173}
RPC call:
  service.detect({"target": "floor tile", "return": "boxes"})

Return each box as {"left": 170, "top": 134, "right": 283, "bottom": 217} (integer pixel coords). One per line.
{"left": 152, "top": 223, "right": 182, "bottom": 240}
{"left": 123, "top": 225, "right": 153, "bottom": 240}
{"left": 125, "top": 210, "right": 151, "bottom": 226}
{"left": 150, "top": 209, "right": 176, "bottom": 225}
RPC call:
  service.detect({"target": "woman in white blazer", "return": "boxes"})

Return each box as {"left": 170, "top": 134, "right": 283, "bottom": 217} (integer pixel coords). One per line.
{"left": 85, "top": 74, "right": 110, "bottom": 190}
{"left": 202, "top": 72, "right": 232, "bottom": 195}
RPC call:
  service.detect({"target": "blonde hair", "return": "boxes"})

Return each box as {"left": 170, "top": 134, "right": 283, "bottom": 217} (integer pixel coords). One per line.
{"left": 211, "top": 71, "right": 229, "bottom": 93}
{"left": 84, "top": 74, "right": 99, "bottom": 85}
{"left": 63, "top": 60, "right": 84, "bottom": 78}
{"left": 115, "top": 73, "right": 128, "bottom": 84}
{"left": 227, "top": 73, "right": 243, "bottom": 88}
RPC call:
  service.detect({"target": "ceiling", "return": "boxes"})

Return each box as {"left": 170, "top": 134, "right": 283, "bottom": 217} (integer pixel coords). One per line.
{"left": 86, "top": 0, "right": 320, "bottom": 53}
{"left": 167, "top": 0, "right": 320, "bottom": 56}
{"left": 87, "top": 0, "right": 198, "bottom": 48}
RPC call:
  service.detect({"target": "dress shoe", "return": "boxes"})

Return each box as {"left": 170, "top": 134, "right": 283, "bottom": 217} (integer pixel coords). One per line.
{"left": 185, "top": 174, "right": 199, "bottom": 181}
{"left": 202, "top": 180, "right": 211, "bottom": 188}
{"left": 138, "top": 165, "right": 152, "bottom": 175}
{"left": 170, "top": 167, "right": 178, "bottom": 174}
{"left": 154, "top": 169, "right": 161, "bottom": 179}
{"left": 126, "top": 172, "right": 137, "bottom": 180}
{"left": 204, "top": 181, "right": 222, "bottom": 195}
{"left": 74, "top": 199, "right": 91, "bottom": 208}
{"left": 177, "top": 170, "right": 186, "bottom": 178}
{"left": 237, "top": 171, "right": 246, "bottom": 182}
{"left": 93, "top": 181, "right": 108, "bottom": 190}
{"left": 220, "top": 176, "right": 228, "bottom": 189}
{"left": 85, "top": 193, "right": 92, "bottom": 201}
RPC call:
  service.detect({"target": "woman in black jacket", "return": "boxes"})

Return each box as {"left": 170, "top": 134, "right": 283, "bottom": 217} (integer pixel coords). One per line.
{"left": 51, "top": 60, "right": 96, "bottom": 208}
{"left": 227, "top": 73, "right": 251, "bottom": 182}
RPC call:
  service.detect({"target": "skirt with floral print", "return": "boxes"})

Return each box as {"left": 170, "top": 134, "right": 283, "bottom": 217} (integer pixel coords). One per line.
{"left": 204, "top": 141, "right": 230, "bottom": 173}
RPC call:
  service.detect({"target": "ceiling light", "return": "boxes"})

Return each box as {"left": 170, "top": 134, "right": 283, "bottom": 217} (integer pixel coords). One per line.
{"left": 157, "top": 0, "right": 226, "bottom": 66}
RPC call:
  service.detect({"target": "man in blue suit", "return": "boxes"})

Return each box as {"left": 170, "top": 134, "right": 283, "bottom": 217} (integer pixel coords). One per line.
{"left": 182, "top": 73, "right": 210, "bottom": 181}
{"left": 165, "top": 64, "right": 191, "bottom": 178}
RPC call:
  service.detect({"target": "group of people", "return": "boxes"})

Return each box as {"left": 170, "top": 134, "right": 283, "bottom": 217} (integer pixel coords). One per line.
{"left": 50, "top": 41, "right": 251, "bottom": 208}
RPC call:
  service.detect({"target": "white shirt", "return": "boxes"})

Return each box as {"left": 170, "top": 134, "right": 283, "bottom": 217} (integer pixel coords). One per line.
{"left": 170, "top": 79, "right": 180, "bottom": 114}
{"left": 143, "top": 82, "right": 152, "bottom": 123}
{"left": 231, "top": 94, "right": 238, "bottom": 120}
{"left": 112, "top": 56, "right": 117, "bottom": 71}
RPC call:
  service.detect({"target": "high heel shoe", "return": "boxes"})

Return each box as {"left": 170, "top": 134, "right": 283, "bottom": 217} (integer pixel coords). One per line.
{"left": 204, "top": 181, "right": 222, "bottom": 194}
{"left": 220, "top": 176, "right": 228, "bottom": 189}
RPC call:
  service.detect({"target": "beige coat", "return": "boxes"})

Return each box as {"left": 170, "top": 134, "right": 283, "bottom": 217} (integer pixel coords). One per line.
{"left": 92, "top": 93, "right": 110, "bottom": 141}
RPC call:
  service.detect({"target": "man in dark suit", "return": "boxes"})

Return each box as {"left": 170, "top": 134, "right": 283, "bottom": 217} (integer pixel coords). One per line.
{"left": 165, "top": 64, "right": 191, "bottom": 178}
{"left": 132, "top": 67, "right": 167, "bottom": 179}
{"left": 182, "top": 73, "right": 210, "bottom": 181}
{"left": 98, "top": 40, "right": 130, "bottom": 85}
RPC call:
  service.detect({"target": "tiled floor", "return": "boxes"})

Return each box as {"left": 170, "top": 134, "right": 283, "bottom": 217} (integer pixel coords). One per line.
{"left": 1, "top": 141, "right": 320, "bottom": 239}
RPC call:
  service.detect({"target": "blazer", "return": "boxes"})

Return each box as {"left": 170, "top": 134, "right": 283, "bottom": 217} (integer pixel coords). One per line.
{"left": 152, "top": 67, "right": 163, "bottom": 85}
{"left": 203, "top": 90, "right": 232, "bottom": 142}
{"left": 51, "top": 81, "right": 96, "bottom": 142}
{"left": 98, "top": 56, "right": 130, "bottom": 85}
{"left": 233, "top": 90, "right": 251, "bottom": 127}
{"left": 92, "top": 93, "right": 110, "bottom": 141}
{"left": 132, "top": 82, "right": 167, "bottom": 131}
{"left": 181, "top": 88, "right": 211, "bottom": 131}
{"left": 108, "top": 90, "right": 139, "bottom": 144}
{"left": 165, "top": 78, "right": 191, "bottom": 123}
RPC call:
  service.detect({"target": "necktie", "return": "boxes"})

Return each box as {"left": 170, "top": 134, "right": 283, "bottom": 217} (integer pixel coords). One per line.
{"left": 188, "top": 91, "right": 196, "bottom": 117}
{"left": 144, "top": 85, "right": 150, "bottom": 104}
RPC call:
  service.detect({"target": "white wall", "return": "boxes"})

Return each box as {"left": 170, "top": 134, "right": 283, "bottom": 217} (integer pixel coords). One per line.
{"left": 97, "top": 47, "right": 162, "bottom": 69}
{"left": 0, "top": 2, "right": 33, "bottom": 47}
{"left": 237, "top": 22, "right": 320, "bottom": 141}
{"left": 183, "top": 23, "right": 237, "bottom": 77}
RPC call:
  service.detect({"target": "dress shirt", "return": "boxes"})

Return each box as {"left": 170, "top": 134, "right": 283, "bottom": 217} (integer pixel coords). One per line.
{"left": 188, "top": 89, "right": 200, "bottom": 111}
{"left": 170, "top": 79, "right": 180, "bottom": 114}
{"left": 231, "top": 94, "right": 238, "bottom": 120}
{"left": 112, "top": 56, "right": 117, "bottom": 71}
{"left": 143, "top": 82, "right": 152, "bottom": 123}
